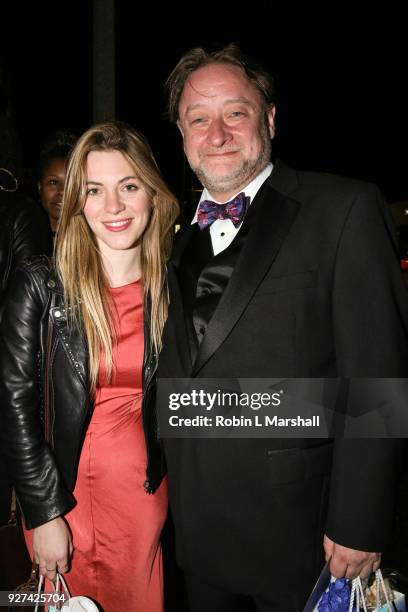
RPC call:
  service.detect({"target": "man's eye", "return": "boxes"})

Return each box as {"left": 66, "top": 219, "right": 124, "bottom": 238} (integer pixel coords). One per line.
{"left": 191, "top": 117, "right": 205, "bottom": 125}
{"left": 230, "top": 111, "right": 245, "bottom": 118}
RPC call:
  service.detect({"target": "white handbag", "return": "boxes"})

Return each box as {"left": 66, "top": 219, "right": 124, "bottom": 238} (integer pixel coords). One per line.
{"left": 61, "top": 596, "right": 100, "bottom": 612}
{"left": 34, "top": 572, "right": 99, "bottom": 612}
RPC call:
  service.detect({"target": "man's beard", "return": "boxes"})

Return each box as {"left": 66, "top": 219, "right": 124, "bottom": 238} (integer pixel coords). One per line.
{"left": 190, "top": 121, "right": 272, "bottom": 197}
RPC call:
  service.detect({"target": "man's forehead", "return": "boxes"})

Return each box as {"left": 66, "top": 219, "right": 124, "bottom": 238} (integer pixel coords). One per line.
{"left": 184, "top": 96, "right": 254, "bottom": 113}
{"left": 180, "top": 64, "right": 261, "bottom": 109}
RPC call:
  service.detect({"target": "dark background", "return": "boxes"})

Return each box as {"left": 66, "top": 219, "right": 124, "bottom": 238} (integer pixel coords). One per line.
{"left": 1, "top": 4, "right": 407, "bottom": 205}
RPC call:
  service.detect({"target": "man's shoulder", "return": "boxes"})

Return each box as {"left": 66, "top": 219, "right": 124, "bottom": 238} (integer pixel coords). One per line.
{"left": 298, "top": 169, "right": 379, "bottom": 199}
{"left": 270, "top": 160, "right": 381, "bottom": 203}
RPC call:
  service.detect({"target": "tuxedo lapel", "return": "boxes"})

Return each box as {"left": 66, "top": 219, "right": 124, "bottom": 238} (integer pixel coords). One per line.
{"left": 192, "top": 179, "right": 301, "bottom": 375}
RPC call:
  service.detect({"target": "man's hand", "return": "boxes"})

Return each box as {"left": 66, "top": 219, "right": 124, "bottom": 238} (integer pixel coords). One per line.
{"left": 324, "top": 534, "right": 381, "bottom": 579}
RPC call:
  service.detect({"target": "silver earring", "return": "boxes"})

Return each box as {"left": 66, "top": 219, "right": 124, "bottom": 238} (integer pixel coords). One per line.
{"left": 0, "top": 168, "right": 19, "bottom": 192}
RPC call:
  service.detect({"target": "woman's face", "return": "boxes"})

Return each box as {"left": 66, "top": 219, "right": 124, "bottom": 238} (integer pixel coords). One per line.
{"left": 38, "top": 157, "right": 67, "bottom": 232}
{"left": 83, "top": 149, "right": 151, "bottom": 258}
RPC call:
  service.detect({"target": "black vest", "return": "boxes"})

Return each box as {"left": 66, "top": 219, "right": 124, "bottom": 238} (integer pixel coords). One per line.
{"left": 178, "top": 198, "right": 259, "bottom": 359}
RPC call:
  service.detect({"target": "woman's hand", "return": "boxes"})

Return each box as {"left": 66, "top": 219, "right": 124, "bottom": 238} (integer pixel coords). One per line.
{"left": 33, "top": 516, "right": 73, "bottom": 582}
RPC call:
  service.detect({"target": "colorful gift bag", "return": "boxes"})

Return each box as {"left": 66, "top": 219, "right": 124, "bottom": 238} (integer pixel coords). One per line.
{"left": 363, "top": 570, "right": 405, "bottom": 612}
{"left": 304, "top": 568, "right": 406, "bottom": 611}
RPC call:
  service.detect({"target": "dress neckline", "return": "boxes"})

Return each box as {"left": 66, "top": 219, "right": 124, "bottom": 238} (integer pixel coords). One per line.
{"left": 109, "top": 279, "right": 142, "bottom": 292}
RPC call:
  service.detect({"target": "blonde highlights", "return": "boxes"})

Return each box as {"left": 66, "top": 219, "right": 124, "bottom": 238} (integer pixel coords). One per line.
{"left": 55, "top": 122, "right": 179, "bottom": 391}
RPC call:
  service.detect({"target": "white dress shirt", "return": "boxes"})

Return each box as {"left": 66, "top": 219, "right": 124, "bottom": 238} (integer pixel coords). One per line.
{"left": 191, "top": 163, "right": 273, "bottom": 256}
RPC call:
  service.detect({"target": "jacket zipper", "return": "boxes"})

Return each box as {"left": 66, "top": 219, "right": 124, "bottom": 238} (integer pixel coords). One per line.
{"left": 43, "top": 303, "right": 54, "bottom": 446}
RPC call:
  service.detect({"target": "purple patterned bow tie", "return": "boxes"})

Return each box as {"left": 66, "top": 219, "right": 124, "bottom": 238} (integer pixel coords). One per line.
{"left": 197, "top": 192, "right": 248, "bottom": 230}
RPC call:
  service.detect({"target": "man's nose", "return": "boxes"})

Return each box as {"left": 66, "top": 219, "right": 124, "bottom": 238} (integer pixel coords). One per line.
{"left": 104, "top": 191, "right": 125, "bottom": 214}
{"left": 206, "top": 118, "right": 232, "bottom": 147}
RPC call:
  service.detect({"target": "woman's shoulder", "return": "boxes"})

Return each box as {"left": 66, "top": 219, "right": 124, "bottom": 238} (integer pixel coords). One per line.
{"left": 17, "top": 254, "right": 52, "bottom": 277}
{"left": 1, "top": 256, "right": 53, "bottom": 326}
{"left": 11, "top": 255, "right": 54, "bottom": 298}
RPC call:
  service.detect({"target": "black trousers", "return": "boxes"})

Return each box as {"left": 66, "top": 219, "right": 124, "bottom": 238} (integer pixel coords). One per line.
{"left": 185, "top": 573, "right": 311, "bottom": 612}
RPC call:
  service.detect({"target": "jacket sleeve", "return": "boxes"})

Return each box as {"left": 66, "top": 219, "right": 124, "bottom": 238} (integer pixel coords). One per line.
{"left": 0, "top": 264, "right": 75, "bottom": 529}
{"left": 325, "top": 184, "right": 408, "bottom": 551}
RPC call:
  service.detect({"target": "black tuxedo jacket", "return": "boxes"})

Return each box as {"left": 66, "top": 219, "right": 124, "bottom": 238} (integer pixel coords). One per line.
{"left": 158, "top": 161, "right": 408, "bottom": 595}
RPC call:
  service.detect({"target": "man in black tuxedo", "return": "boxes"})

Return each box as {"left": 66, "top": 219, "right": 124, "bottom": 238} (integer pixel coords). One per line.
{"left": 158, "top": 44, "right": 408, "bottom": 610}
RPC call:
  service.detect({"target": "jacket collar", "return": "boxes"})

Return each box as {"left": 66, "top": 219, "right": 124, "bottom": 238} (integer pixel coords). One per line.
{"left": 192, "top": 173, "right": 301, "bottom": 374}
{"left": 45, "top": 265, "right": 88, "bottom": 390}
{"left": 168, "top": 161, "right": 302, "bottom": 375}
{"left": 267, "top": 158, "right": 300, "bottom": 196}
{"left": 170, "top": 159, "right": 300, "bottom": 271}
{"left": 46, "top": 266, "right": 65, "bottom": 296}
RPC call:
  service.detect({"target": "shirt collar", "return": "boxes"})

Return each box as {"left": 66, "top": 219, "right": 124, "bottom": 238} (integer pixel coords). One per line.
{"left": 192, "top": 162, "right": 273, "bottom": 224}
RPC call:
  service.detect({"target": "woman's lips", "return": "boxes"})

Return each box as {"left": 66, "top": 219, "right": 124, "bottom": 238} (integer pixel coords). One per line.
{"left": 102, "top": 218, "right": 132, "bottom": 232}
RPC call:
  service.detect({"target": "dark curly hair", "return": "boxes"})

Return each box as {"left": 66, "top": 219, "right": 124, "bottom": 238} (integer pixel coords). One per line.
{"left": 37, "top": 129, "right": 77, "bottom": 179}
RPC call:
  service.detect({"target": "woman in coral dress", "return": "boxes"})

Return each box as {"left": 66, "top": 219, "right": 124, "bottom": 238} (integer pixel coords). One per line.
{"left": 0, "top": 122, "right": 179, "bottom": 611}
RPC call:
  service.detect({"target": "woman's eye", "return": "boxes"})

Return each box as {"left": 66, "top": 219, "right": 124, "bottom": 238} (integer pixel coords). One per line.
{"left": 86, "top": 187, "right": 99, "bottom": 196}
{"left": 123, "top": 183, "right": 138, "bottom": 192}
{"left": 48, "top": 179, "right": 58, "bottom": 186}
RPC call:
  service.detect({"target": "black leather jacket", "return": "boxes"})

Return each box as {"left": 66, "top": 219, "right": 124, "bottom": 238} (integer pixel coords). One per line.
{"left": 0, "top": 256, "right": 165, "bottom": 529}
{"left": 0, "top": 191, "right": 51, "bottom": 527}
{"left": 0, "top": 192, "right": 51, "bottom": 304}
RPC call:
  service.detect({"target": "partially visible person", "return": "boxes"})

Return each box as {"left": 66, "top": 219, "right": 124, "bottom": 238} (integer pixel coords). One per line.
{"left": 0, "top": 171, "right": 52, "bottom": 305}
{"left": 0, "top": 121, "right": 179, "bottom": 611}
{"left": 37, "top": 129, "right": 76, "bottom": 235}
{"left": 0, "top": 109, "right": 52, "bottom": 306}
{"left": 0, "top": 90, "right": 52, "bottom": 527}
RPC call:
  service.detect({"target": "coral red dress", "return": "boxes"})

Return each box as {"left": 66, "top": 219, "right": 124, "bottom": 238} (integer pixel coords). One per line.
{"left": 25, "top": 280, "right": 168, "bottom": 612}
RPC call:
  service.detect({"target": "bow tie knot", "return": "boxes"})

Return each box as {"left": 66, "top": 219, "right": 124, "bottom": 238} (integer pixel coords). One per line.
{"left": 197, "top": 192, "right": 248, "bottom": 230}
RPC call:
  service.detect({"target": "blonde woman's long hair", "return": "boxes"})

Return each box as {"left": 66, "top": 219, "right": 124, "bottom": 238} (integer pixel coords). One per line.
{"left": 55, "top": 121, "right": 179, "bottom": 391}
